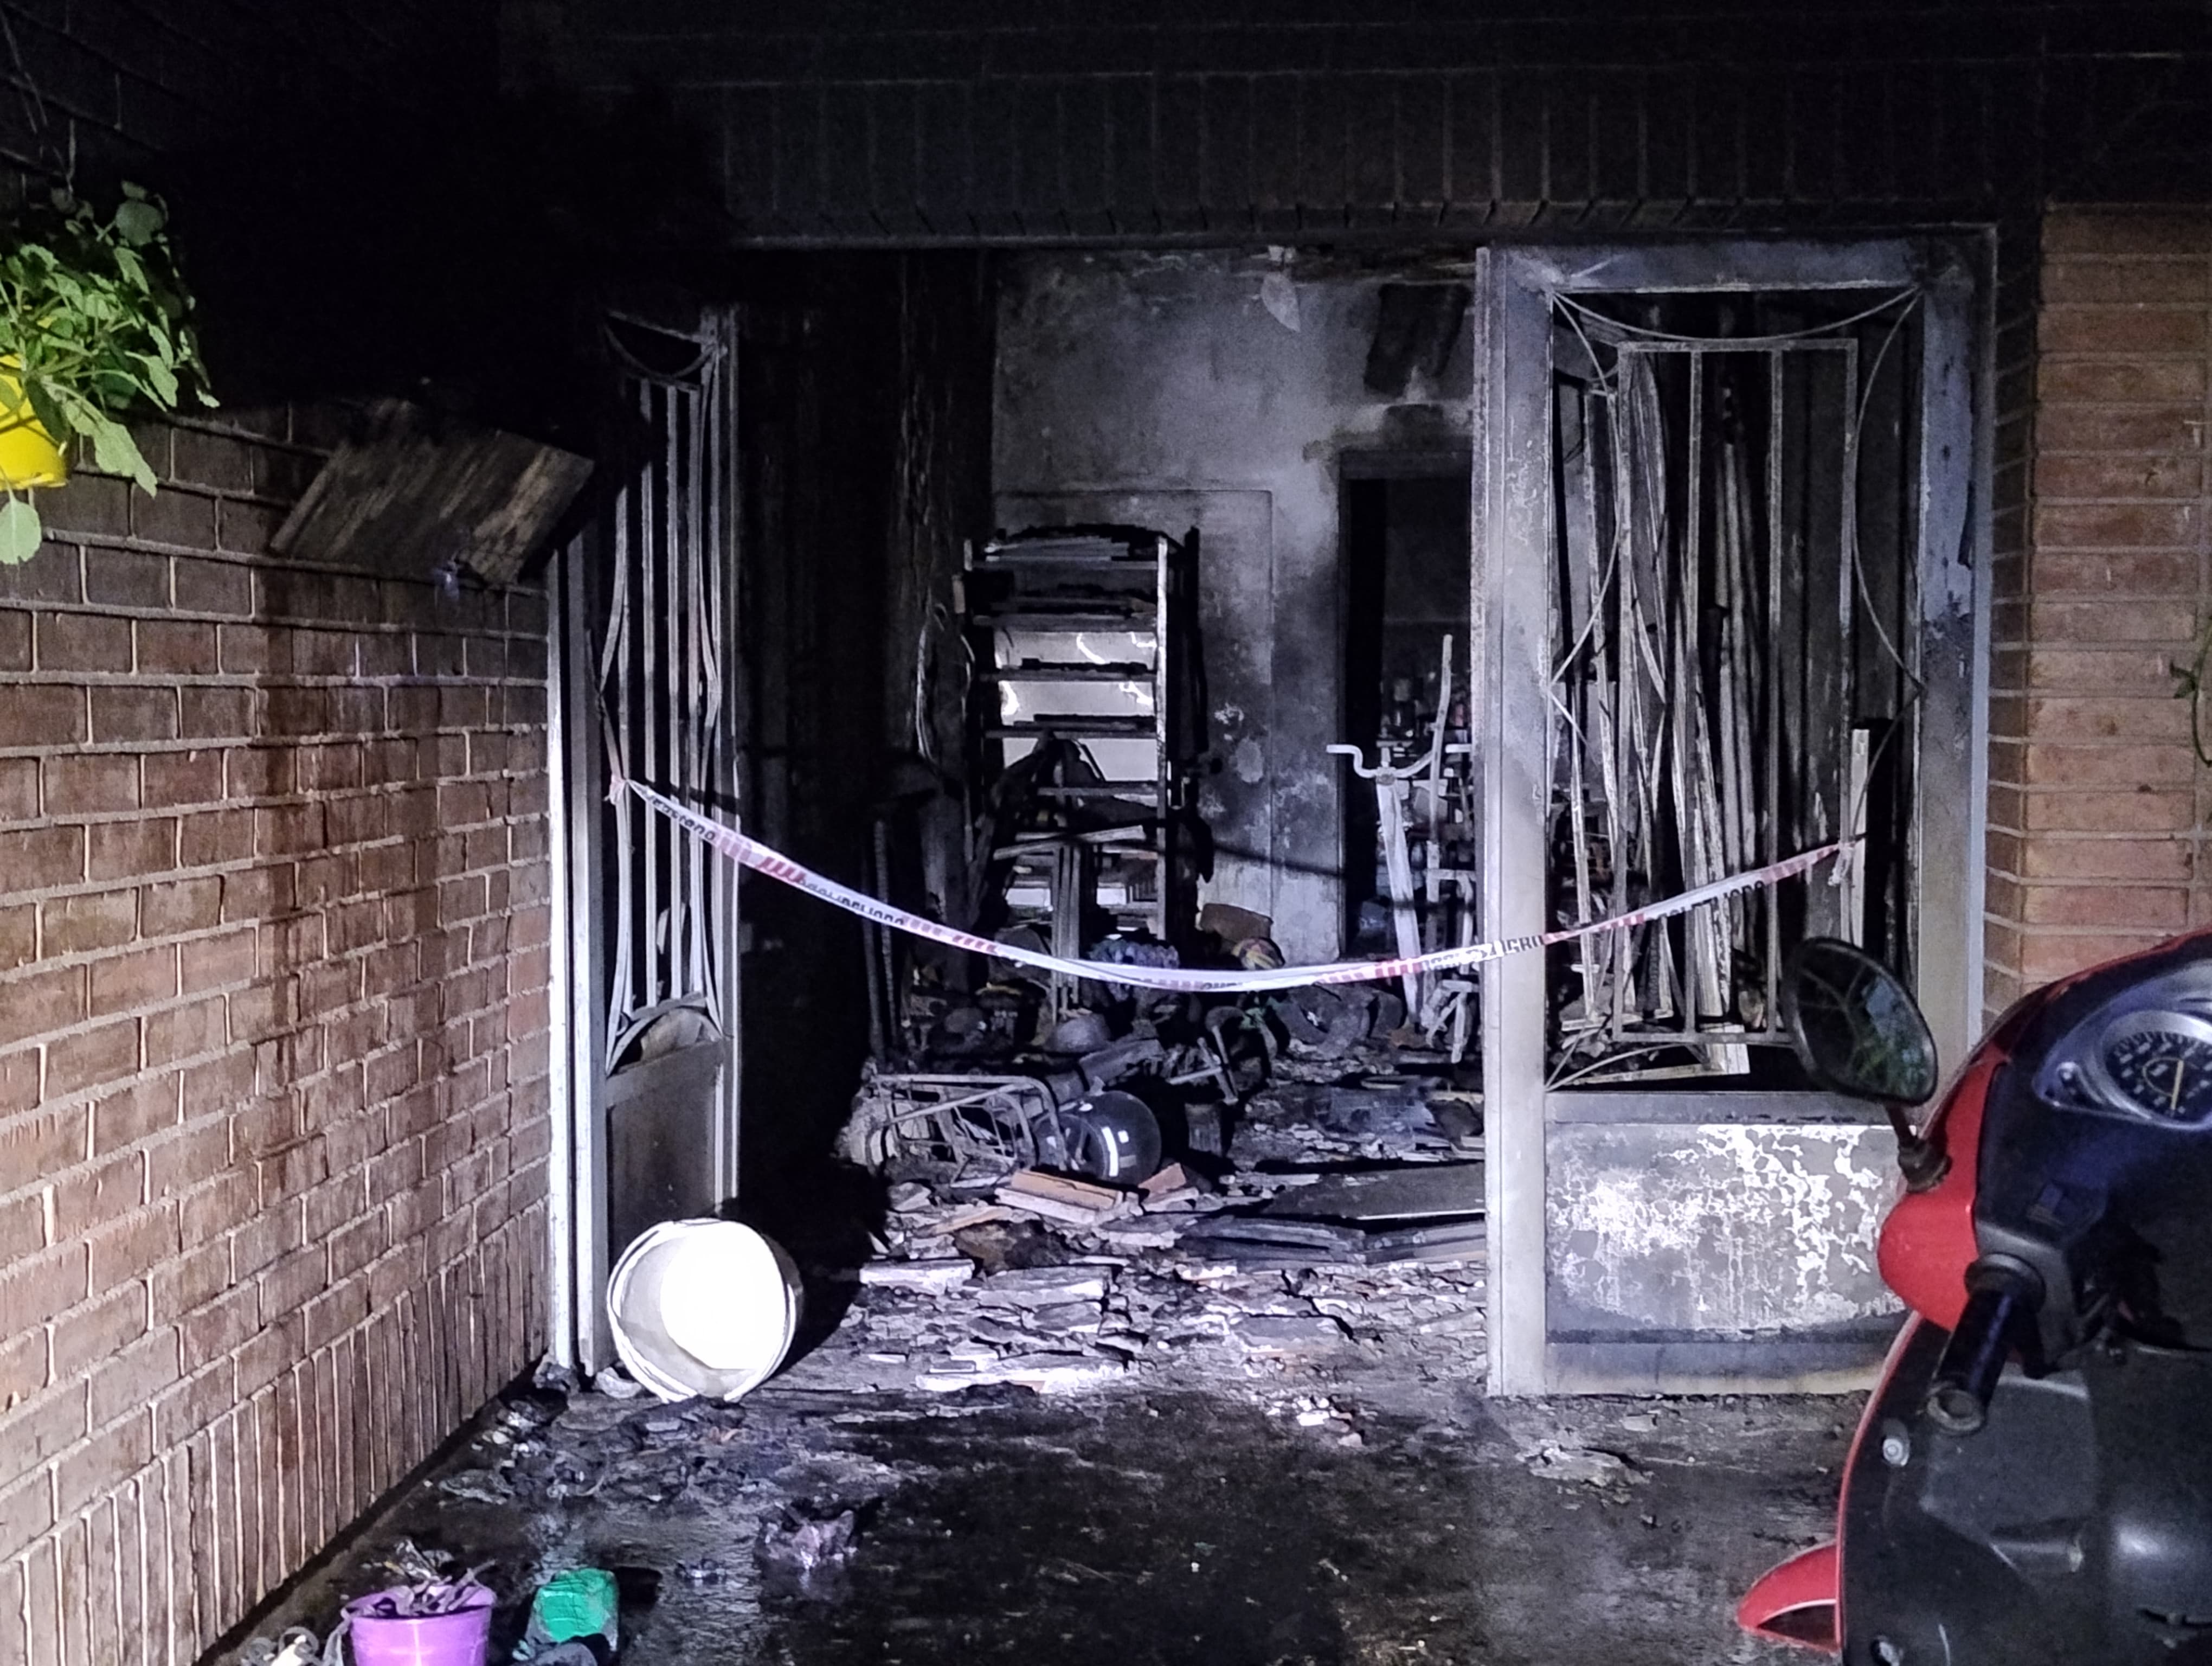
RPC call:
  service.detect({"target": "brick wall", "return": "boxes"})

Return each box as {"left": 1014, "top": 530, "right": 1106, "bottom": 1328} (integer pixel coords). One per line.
{"left": 0, "top": 1, "right": 491, "bottom": 177}
{"left": 514, "top": 1, "right": 2211, "bottom": 244}
{"left": 0, "top": 416, "right": 550, "bottom": 1664}
{"left": 1985, "top": 208, "right": 2212, "bottom": 1012}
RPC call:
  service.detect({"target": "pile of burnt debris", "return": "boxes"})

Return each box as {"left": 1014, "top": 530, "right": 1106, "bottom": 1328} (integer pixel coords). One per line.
{"left": 799, "top": 1078, "right": 1487, "bottom": 1401}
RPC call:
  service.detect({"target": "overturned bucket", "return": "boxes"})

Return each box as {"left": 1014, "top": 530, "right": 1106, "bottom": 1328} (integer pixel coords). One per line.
{"left": 607, "top": 1219, "right": 803, "bottom": 1402}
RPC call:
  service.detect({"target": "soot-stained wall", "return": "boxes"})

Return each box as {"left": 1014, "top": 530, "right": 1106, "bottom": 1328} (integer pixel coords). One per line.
{"left": 992, "top": 251, "right": 1473, "bottom": 961}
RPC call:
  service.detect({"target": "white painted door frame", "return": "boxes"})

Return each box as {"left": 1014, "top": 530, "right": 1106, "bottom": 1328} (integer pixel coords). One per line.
{"left": 546, "top": 310, "right": 746, "bottom": 1373}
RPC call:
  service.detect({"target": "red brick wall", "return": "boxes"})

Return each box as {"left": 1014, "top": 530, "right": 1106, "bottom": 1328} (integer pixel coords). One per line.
{"left": 0, "top": 413, "right": 549, "bottom": 1663}
{"left": 1986, "top": 209, "right": 2212, "bottom": 1013}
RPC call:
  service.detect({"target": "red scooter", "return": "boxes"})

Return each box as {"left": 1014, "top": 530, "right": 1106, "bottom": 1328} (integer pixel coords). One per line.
{"left": 1738, "top": 934, "right": 2212, "bottom": 1663}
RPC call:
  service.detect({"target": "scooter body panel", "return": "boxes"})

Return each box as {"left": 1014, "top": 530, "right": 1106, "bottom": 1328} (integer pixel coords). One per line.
{"left": 1741, "top": 930, "right": 2212, "bottom": 1660}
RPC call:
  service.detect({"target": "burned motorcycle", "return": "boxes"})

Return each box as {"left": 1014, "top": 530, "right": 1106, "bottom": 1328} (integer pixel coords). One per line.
{"left": 1739, "top": 933, "right": 2212, "bottom": 1662}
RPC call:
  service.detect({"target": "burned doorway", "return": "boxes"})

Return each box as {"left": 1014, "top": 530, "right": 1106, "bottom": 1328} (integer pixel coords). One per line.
{"left": 1480, "top": 241, "right": 1988, "bottom": 1393}
{"left": 1340, "top": 456, "right": 1478, "bottom": 1059}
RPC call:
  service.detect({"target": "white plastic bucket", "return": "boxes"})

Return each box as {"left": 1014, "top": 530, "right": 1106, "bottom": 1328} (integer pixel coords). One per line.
{"left": 606, "top": 1219, "right": 803, "bottom": 1402}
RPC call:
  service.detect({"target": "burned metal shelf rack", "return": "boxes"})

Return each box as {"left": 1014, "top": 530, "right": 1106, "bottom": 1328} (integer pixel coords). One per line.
{"left": 961, "top": 525, "right": 1198, "bottom": 1012}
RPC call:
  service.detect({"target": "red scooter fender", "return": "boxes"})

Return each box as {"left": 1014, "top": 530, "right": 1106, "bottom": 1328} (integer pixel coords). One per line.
{"left": 1736, "top": 982, "right": 2049, "bottom": 1651}
{"left": 1735, "top": 1317, "right": 1928, "bottom": 1652}
{"left": 1735, "top": 1540, "right": 1841, "bottom": 1649}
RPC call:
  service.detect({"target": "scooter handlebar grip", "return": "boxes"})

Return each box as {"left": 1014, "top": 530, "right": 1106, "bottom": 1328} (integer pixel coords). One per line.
{"left": 1924, "top": 1265, "right": 2039, "bottom": 1436}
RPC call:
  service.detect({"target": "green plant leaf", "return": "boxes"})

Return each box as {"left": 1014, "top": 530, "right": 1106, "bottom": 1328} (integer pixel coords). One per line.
{"left": 22, "top": 380, "right": 69, "bottom": 444}
{"left": 0, "top": 497, "right": 42, "bottom": 565}
{"left": 0, "top": 186, "right": 214, "bottom": 447}
{"left": 85, "top": 412, "right": 155, "bottom": 492}
{"left": 113, "top": 198, "right": 163, "bottom": 246}
{"left": 130, "top": 354, "right": 177, "bottom": 406}
{"left": 89, "top": 370, "right": 143, "bottom": 408}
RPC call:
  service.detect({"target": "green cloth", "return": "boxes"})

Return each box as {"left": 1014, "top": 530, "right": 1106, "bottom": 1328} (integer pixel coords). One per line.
{"left": 530, "top": 1568, "right": 618, "bottom": 1645}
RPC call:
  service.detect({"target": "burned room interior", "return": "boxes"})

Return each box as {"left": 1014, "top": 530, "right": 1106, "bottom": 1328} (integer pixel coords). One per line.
{"left": 0, "top": 5, "right": 2209, "bottom": 1664}
{"left": 447, "top": 241, "right": 1973, "bottom": 1658}
{"left": 608, "top": 243, "right": 1959, "bottom": 1391}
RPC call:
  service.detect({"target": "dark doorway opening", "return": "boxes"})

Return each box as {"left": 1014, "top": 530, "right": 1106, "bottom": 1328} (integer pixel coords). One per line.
{"left": 1341, "top": 463, "right": 1472, "bottom": 954}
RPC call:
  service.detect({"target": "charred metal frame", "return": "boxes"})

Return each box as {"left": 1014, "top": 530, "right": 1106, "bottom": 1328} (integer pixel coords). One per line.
{"left": 1545, "top": 311, "right": 1917, "bottom": 1084}
{"left": 548, "top": 310, "right": 745, "bottom": 1372}
{"left": 1480, "top": 240, "right": 1989, "bottom": 1395}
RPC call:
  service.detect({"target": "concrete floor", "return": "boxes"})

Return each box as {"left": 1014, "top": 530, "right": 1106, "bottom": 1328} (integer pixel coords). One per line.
{"left": 230, "top": 1367, "right": 1853, "bottom": 1666}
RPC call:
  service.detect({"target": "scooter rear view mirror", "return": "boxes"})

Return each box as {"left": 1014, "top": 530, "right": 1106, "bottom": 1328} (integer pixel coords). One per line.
{"left": 1781, "top": 938, "right": 1939, "bottom": 1105}
{"left": 1782, "top": 939, "right": 1948, "bottom": 1190}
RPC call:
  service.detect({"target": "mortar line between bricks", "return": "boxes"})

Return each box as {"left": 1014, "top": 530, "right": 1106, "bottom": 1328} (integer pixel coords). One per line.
{"left": 1, "top": 794, "right": 540, "bottom": 817}
{"left": 68, "top": 484, "right": 317, "bottom": 514}
{"left": 143, "top": 419, "right": 326, "bottom": 457}
{"left": 2196, "top": 284, "right": 2212, "bottom": 933}
{"left": 14, "top": 912, "right": 465, "bottom": 969}
{"left": 4, "top": 676, "right": 526, "bottom": 690}
{"left": 1993, "top": 875, "right": 2200, "bottom": 888}
{"left": 0, "top": 984, "right": 473, "bottom": 1058}
{"left": 0, "top": 844, "right": 537, "bottom": 903}
{"left": 0, "top": 774, "right": 544, "bottom": 803}
{"left": 19, "top": 533, "right": 550, "bottom": 594}
{"left": 0, "top": 732, "right": 546, "bottom": 752}
{"left": 2035, "top": 338, "right": 2212, "bottom": 349}
{"left": 1, "top": 605, "right": 537, "bottom": 639}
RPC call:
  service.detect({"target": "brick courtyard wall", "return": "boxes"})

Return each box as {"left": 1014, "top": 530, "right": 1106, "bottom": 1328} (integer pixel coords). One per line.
{"left": 0, "top": 416, "right": 550, "bottom": 1665}
{"left": 1985, "top": 208, "right": 2212, "bottom": 1013}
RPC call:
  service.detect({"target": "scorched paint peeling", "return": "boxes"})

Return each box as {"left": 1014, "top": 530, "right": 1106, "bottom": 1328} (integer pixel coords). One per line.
{"left": 1547, "top": 1124, "right": 1901, "bottom": 1334}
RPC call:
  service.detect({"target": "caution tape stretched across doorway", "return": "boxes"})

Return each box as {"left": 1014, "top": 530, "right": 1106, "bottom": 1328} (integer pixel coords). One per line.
{"left": 620, "top": 777, "right": 1846, "bottom": 998}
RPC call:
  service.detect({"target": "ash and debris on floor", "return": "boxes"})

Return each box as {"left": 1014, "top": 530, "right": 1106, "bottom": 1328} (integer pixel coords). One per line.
{"left": 223, "top": 1075, "right": 1846, "bottom": 1666}
{"left": 232, "top": 1372, "right": 1849, "bottom": 1666}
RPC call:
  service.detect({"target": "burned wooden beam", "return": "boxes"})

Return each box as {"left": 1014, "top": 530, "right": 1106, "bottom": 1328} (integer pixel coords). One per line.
{"left": 273, "top": 398, "right": 593, "bottom": 586}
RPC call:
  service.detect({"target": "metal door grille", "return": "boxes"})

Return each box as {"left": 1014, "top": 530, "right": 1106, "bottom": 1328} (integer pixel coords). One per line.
{"left": 1545, "top": 290, "right": 1922, "bottom": 1086}
{"left": 597, "top": 315, "right": 740, "bottom": 1069}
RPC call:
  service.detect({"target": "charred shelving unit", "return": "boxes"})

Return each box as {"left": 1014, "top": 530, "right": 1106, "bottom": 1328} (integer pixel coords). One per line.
{"left": 960, "top": 525, "right": 1200, "bottom": 1018}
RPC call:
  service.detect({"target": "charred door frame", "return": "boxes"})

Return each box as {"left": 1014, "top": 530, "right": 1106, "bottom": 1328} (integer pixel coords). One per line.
{"left": 548, "top": 312, "right": 746, "bottom": 1373}
{"left": 1477, "top": 238, "right": 1990, "bottom": 1394}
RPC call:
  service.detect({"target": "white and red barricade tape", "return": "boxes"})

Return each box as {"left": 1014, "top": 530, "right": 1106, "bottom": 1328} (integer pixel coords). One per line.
{"left": 620, "top": 777, "right": 1846, "bottom": 997}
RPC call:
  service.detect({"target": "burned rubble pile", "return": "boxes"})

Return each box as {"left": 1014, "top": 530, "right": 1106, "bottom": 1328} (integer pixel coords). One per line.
{"left": 798, "top": 1077, "right": 1488, "bottom": 1402}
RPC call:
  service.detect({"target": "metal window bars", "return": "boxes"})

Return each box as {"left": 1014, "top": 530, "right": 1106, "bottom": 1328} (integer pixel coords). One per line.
{"left": 596, "top": 312, "right": 740, "bottom": 1073}
{"left": 1544, "top": 291, "right": 1920, "bottom": 1087}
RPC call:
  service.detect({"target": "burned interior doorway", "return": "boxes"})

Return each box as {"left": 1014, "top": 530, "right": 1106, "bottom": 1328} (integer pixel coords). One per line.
{"left": 1480, "top": 241, "right": 1988, "bottom": 1394}
{"left": 1340, "top": 456, "right": 1479, "bottom": 1059}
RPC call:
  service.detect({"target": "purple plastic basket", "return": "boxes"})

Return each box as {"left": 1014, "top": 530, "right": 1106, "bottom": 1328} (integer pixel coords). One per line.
{"left": 345, "top": 1583, "right": 496, "bottom": 1666}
